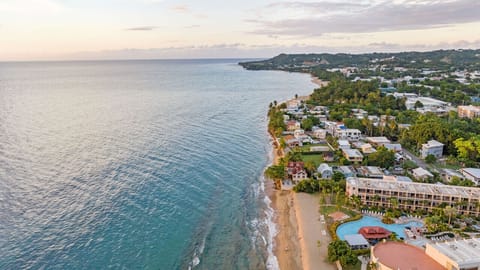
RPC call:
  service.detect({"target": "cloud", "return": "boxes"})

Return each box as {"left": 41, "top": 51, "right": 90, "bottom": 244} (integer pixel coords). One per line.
{"left": 184, "top": 25, "right": 200, "bottom": 29}
{"left": 250, "top": 0, "right": 480, "bottom": 36}
{"left": 125, "top": 26, "right": 158, "bottom": 31}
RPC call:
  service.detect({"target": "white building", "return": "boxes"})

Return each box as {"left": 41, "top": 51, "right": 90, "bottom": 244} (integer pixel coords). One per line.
{"left": 366, "top": 137, "right": 391, "bottom": 147}
{"left": 336, "top": 128, "right": 361, "bottom": 141}
{"left": 412, "top": 167, "right": 434, "bottom": 180}
{"left": 338, "top": 140, "right": 351, "bottom": 150}
{"left": 342, "top": 149, "right": 364, "bottom": 163}
{"left": 311, "top": 127, "right": 327, "bottom": 139}
{"left": 421, "top": 140, "right": 444, "bottom": 159}
{"left": 426, "top": 238, "right": 480, "bottom": 270}
{"left": 292, "top": 170, "right": 308, "bottom": 184}
{"left": 461, "top": 168, "right": 480, "bottom": 185}
{"left": 317, "top": 163, "right": 333, "bottom": 179}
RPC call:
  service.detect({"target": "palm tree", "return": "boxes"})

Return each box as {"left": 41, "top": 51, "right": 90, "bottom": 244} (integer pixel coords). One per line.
{"left": 443, "top": 205, "right": 457, "bottom": 225}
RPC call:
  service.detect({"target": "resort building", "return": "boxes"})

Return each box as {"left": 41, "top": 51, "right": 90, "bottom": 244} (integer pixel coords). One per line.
{"left": 458, "top": 105, "right": 480, "bottom": 119}
{"left": 421, "top": 139, "right": 444, "bottom": 159}
{"left": 461, "top": 168, "right": 480, "bottom": 185}
{"left": 342, "top": 149, "right": 364, "bottom": 163}
{"left": 426, "top": 238, "right": 480, "bottom": 270}
{"left": 344, "top": 234, "right": 369, "bottom": 250}
{"left": 371, "top": 241, "right": 445, "bottom": 270}
{"left": 346, "top": 177, "right": 480, "bottom": 216}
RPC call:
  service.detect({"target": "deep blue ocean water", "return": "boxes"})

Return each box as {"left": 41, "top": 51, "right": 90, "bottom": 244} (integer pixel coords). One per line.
{"left": 0, "top": 59, "right": 315, "bottom": 269}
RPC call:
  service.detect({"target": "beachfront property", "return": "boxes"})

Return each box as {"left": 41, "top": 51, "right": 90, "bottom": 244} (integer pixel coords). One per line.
{"left": 461, "top": 168, "right": 480, "bottom": 185}
{"left": 371, "top": 241, "right": 445, "bottom": 270}
{"left": 346, "top": 177, "right": 480, "bottom": 216}
{"left": 425, "top": 238, "right": 480, "bottom": 270}
{"left": 366, "top": 137, "right": 391, "bottom": 147}
{"left": 286, "top": 120, "right": 301, "bottom": 131}
{"left": 292, "top": 171, "right": 308, "bottom": 184}
{"left": 342, "top": 149, "right": 364, "bottom": 163}
{"left": 458, "top": 105, "right": 480, "bottom": 119}
{"left": 412, "top": 167, "right": 434, "bottom": 180}
{"left": 421, "top": 139, "right": 444, "bottom": 159}
{"left": 283, "top": 135, "right": 301, "bottom": 147}
{"left": 344, "top": 234, "right": 370, "bottom": 250}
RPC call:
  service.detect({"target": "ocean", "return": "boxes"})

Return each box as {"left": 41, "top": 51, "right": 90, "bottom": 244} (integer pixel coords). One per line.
{"left": 0, "top": 59, "right": 315, "bottom": 269}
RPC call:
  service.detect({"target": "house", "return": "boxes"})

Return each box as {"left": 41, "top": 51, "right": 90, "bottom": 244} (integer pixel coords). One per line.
{"left": 360, "top": 143, "right": 376, "bottom": 154}
{"left": 323, "top": 152, "right": 335, "bottom": 162}
{"left": 357, "top": 166, "right": 383, "bottom": 178}
{"left": 287, "top": 162, "right": 304, "bottom": 176}
{"left": 317, "top": 163, "right": 333, "bottom": 179}
{"left": 286, "top": 120, "right": 301, "bottom": 131}
{"left": 338, "top": 166, "right": 356, "bottom": 178}
{"left": 366, "top": 137, "right": 391, "bottom": 147}
{"left": 342, "top": 149, "right": 364, "bottom": 163}
{"left": 344, "top": 234, "right": 369, "bottom": 250}
{"left": 461, "top": 168, "right": 480, "bottom": 185}
{"left": 292, "top": 170, "right": 308, "bottom": 184}
{"left": 458, "top": 105, "right": 480, "bottom": 119}
{"left": 293, "top": 129, "right": 305, "bottom": 138}
{"left": 311, "top": 127, "right": 327, "bottom": 139}
{"left": 412, "top": 167, "right": 434, "bottom": 180}
{"left": 421, "top": 140, "right": 444, "bottom": 159}
{"left": 383, "top": 143, "right": 402, "bottom": 153}
{"left": 338, "top": 139, "right": 351, "bottom": 150}
{"left": 441, "top": 169, "right": 465, "bottom": 182}
{"left": 283, "top": 135, "right": 301, "bottom": 147}
{"left": 335, "top": 128, "right": 361, "bottom": 141}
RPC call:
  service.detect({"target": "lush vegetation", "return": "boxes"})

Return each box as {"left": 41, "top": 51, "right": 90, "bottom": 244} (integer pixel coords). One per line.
{"left": 327, "top": 240, "right": 358, "bottom": 266}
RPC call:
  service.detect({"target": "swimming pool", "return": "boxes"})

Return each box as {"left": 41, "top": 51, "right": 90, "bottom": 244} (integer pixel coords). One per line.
{"left": 336, "top": 216, "right": 423, "bottom": 240}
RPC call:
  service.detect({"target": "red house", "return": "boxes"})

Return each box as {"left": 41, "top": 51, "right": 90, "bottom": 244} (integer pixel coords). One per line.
{"left": 358, "top": 226, "right": 391, "bottom": 242}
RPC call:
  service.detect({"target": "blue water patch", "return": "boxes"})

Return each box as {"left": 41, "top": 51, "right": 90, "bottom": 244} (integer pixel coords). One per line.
{"left": 336, "top": 216, "right": 423, "bottom": 240}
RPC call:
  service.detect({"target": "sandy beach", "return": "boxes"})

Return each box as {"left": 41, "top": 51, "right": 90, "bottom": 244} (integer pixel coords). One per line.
{"left": 268, "top": 144, "right": 334, "bottom": 270}
{"left": 311, "top": 76, "right": 329, "bottom": 88}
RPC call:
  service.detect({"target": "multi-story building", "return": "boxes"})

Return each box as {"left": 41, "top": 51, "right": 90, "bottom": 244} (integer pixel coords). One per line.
{"left": 458, "top": 105, "right": 480, "bottom": 119}
{"left": 346, "top": 177, "right": 480, "bottom": 216}
{"left": 421, "top": 140, "right": 444, "bottom": 159}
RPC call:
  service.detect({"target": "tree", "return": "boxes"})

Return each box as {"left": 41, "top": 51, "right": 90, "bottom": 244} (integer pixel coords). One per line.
{"left": 332, "top": 171, "right": 346, "bottom": 182}
{"left": 301, "top": 117, "right": 314, "bottom": 131}
{"left": 425, "top": 154, "right": 437, "bottom": 164}
{"left": 414, "top": 100, "right": 424, "bottom": 109}
{"left": 328, "top": 240, "right": 357, "bottom": 266}
{"left": 443, "top": 205, "right": 457, "bottom": 225}
{"left": 367, "top": 146, "right": 395, "bottom": 168}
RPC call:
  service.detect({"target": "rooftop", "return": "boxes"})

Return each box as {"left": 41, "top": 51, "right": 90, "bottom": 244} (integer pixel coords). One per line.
{"left": 427, "top": 238, "right": 480, "bottom": 267}
{"left": 366, "top": 137, "right": 391, "bottom": 144}
{"left": 373, "top": 241, "right": 444, "bottom": 270}
{"left": 358, "top": 226, "right": 391, "bottom": 239}
{"left": 347, "top": 177, "right": 480, "bottom": 198}
{"left": 462, "top": 168, "right": 480, "bottom": 178}
{"left": 412, "top": 167, "right": 434, "bottom": 177}
{"left": 343, "top": 149, "right": 363, "bottom": 158}
{"left": 344, "top": 234, "right": 369, "bottom": 246}
{"left": 423, "top": 139, "right": 444, "bottom": 148}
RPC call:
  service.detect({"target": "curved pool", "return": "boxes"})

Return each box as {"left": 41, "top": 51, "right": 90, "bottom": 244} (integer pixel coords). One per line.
{"left": 336, "top": 216, "right": 423, "bottom": 240}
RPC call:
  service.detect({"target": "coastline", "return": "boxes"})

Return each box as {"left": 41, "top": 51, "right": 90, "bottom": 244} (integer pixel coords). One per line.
{"left": 266, "top": 75, "right": 334, "bottom": 270}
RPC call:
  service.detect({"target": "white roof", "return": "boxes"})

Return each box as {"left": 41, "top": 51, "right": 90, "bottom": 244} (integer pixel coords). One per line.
{"left": 366, "top": 137, "right": 391, "bottom": 144}
{"left": 428, "top": 238, "right": 480, "bottom": 268}
{"left": 343, "top": 149, "right": 363, "bottom": 158}
{"left": 462, "top": 168, "right": 480, "bottom": 178}
{"left": 338, "top": 140, "right": 350, "bottom": 146}
{"left": 318, "top": 163, "right": 332, "bottom": 173}
{"left": 424, "top": 140, "right": 444, "bottom": 148}
{"left": 412, "top": 167, "right": 433, "bottom": 177}
{"left": 344, "top": 234, "right": 369, "bottom": 246}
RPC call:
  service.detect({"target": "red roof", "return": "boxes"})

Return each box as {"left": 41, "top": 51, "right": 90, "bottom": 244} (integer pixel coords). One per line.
{"left": 287, "top": 162, "right": 304, "bottom": 175}
{"left": 373, "top": 242, "right": 444, "bottom": 270}
{"left": 358, "top": 226, "right": 391, "bottom": 239}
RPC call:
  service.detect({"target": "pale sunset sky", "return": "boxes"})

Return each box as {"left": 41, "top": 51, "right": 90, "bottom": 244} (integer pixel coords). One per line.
{"left": 0, "top": 0, "right": 479, "bottom": 60}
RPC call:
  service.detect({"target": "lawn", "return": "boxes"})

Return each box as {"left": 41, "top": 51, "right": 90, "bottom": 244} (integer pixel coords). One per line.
{"left": 301, "top": 154, "right": 324, "bottom": 167}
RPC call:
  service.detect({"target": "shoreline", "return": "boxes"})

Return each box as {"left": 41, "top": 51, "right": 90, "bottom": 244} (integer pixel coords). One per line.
{"left": 266, "top": 76, "right": 334, "bottom": 270}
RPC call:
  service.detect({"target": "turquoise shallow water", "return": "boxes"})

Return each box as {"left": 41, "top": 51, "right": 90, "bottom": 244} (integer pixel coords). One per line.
{"left": 336, "top": 216, "right": 424, "bottom": 240}
{"left": 0, "top": 59, "right": 315, "bottom": 269}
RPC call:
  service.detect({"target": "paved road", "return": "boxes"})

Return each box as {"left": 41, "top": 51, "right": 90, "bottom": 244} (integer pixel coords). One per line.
{"left": 402, "top": 148, "right": 427, "bottom": 168}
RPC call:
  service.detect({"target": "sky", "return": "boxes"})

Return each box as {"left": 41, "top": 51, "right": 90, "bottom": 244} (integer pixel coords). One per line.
{"left": 0, "top": 0, "right": 479, "bottom": 60}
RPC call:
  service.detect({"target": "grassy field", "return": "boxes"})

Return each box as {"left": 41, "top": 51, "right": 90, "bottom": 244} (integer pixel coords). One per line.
{"left": 301, "top": 154, "right": 324, "bottom": 167}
